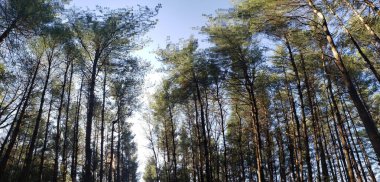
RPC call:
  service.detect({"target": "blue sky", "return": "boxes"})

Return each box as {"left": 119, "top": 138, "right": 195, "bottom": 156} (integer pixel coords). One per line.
{"left": 70, "top": 0, "right": 232, "bottom": 52}
{"left": 69, "top": 0, "right": 233, "bottom": 180}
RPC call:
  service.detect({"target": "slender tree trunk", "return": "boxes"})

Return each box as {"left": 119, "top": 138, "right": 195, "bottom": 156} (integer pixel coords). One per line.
{"left": 328, "top": 100, "right": 350, "bottom": 182}
{"left": 284, "top": 35, "right": 313, "bottom": 182}
{"left": 38, "top": 98, "right": 53, "bottom": 182}
{"left": 345, "top": 104, "right": 377, "bottom": 182}
{"left": 215, "top": 81, "right": 228, "bottom": 182}
{"left": 71, "top": 77, "right": 83, "bottom": 182}
{"left": 239, "top": 61, "right": 265, "bottom": 182}
{"left": 323, "top": 60, "right": 356, "bottom": 181}
{"left": 265, "top": 123, "right": 274, "bottom": 182}
{"left": 274, "top": 123, "right": 286, "bottom": 182}
{"left": 341, "top": 100, "right": 367, "bottom": 182}
{"left": 53, "top": 59, "right": 71, "bottom": 182}
{"left": 62, "top": 61, "right": 73, "bottom": 182}
{"left": 300, "top": 53, "right": 329, "bottom": 181}
{"left": 235, "top": 105, "right": 246, "bottom": 182}
{"left": 15, "top": 120, "right": 32, "bottom": 170}
{"left": 148, "top": 114, "right": 160, "bottom": 182}
{"left": 85, "top": 51, "right": 101, "bottom": 182}
{"left": 92, "top": 118, "right": 99, "bottom": 181}
{"left": 20, "top": 53, "right": 53, "bottom": 181}
{"left": 163, "top": 113, "right": 171, "bottom": 182}
{"left": 204, "top": 90, "right": 213, "bottom": 181}
{"left": 193, "top": 71, "right": 211, "bottom": 182}
{"left": 278, "top": 83, "right": 297, "bottom": 181}
{"left": 186, "top": 109, "right": 197, "bottom": 182}
{"left": 168, "top": 102, "right": 177, "bottom": 181}
{"left": 192, "top": 91, "right": 204, "bottom": 182}
{"left": 116, "top": 121, "right": 121, "bottom": 182}
{"left": 283, "top": 67, "right": 303, "bottom": 182}
{"left": 318, "top": 108, "right": 338, "bottom": 182}
{"left": 100, "top": 61, "right": 107, "bottom": 182}
{"left": 318, "top": 45, "right": 339, "bottom": 182}
{"left": 108, "top": 120, "right": 117, "bottom": 182}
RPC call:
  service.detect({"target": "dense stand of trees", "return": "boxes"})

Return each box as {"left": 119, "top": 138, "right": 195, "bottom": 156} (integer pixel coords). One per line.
{"left": 2, "top": 0, "right": 380, "bottom": 181}
{"left": 0, "top": 0, "right": 159, "bottom": 181}
{"left": 143, "top": 0, "right": 380, "bottom": 182}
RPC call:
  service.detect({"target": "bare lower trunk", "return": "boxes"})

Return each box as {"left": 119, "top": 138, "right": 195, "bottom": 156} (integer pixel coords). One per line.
{"left": 53, "top": 59, "right": 71, "bottom": 182}
{"left": 100, "top": 62, "right": 107, "bottom": 182}
{"left": 71, "top": 78, "right": 83, "bottom": 182}
{"left": 216, "top": 82, "right": 228, "bottom": 182}
{"left": 38, "top": 98, "right": 53, "bottom": 182}
{"left": 62, "top": 61, "right": 74, "bottom": 181}
{"left": 20, "top": 54, "right": 53, "bottom": 181}
{"left": 108, "top": 121, "right": 116, "bottom": 182}
{"left": 168, "top": 102, "right": 177, "bottom": 181}
{"left": 85, "top": 51, "right": 100, "bottom": 182}
{"left": 193, "top": 71, "right": 211, "bottom": 182}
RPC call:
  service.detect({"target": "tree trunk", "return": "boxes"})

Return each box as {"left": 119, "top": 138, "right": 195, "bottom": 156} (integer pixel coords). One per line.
{"left": 100, "top": 61, "right": 107, "bottom": 182}
{"left": 283, "top": 67, "right": 303, "bottom": 182}
{"left": 38, "top": 97, "right": 53, "bottom": 182}
{"left": 71, "top": 77, "right": 83, "bottom": 182}
{"left": 163, "top": 113, "right": 171, "bottom": 182}
{"left": 192, "top": 90, "right": 204, "bottom": 182}
{"left": 62, "top": 61, "right": 73, "bottom": 182}
{"left": 85, "top": 51, "right": 101, "bottom": 182}
{"left": 284, "top": 35, "right": 313, "bottom": 182}
{"left": 116, "top": 121, "right": 121, "bottom": 182}
{"left": 108, "top": 121, "right": 116, "bottom": 182}
{"left": 323, "top": 98, "right": 347, "bottom": 181}
{"left": 344, "top": 101, "right": 377, "bottom": 181}
{"left": 239, "top": 59, "right": 265, "bottom": 182}
{"left": 341, "top": 99, "right": 367, "bottom": 182}
{"left": 274, "top": 125, "right": 286, "bottom": 182}
{"left": 168, "top": 102, "right": 177, "bottom": 181}
{"left": 300, "top": 53, "right": 329, "bottom": 181}
{"left": 235, "top": 105, "right": 246, "bottom": 182}
{"left": 215, "top": 81, "right": 228, "bottom": 182}
{"left": 53, "top": 58, "right": 71, "bottom": 182}
{"left": 323, "top": 60, "right": 356, "bottom": 181}
{"left": 193, "top": 70, "right": 211, "bottom": 182}
{"left": 20, "top": 52, "right": 53, "bottom": 181}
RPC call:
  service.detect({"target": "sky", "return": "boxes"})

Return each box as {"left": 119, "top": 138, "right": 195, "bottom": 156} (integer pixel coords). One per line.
{"left": 69, "top": 0, "right": 233, "bottom": 180}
